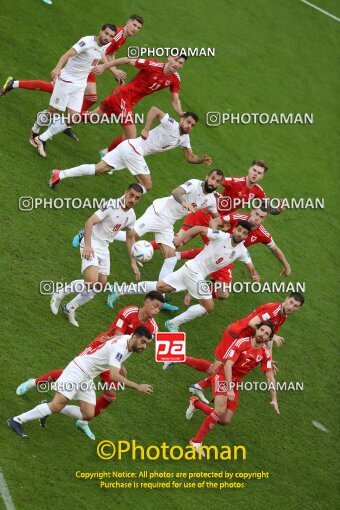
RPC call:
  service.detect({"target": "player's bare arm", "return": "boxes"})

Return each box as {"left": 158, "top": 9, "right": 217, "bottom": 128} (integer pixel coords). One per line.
{"left": 51, "top": 48, "right": 77, "bottom": 81}
{"left": 174, "top": 225, "right": 208, "bottom": 247}
{"left": 266, "top": 370, "right": 280, "bottom": 414}
{"left": 224, "top": 360, "right": 235, "bottom": 401}
{"left": 93, "top": 57, "right": 138, "bottom": 74}
{"left": 209, "top": 216, "right": 224, "bottom": 230}
{"left": 126, "top": 228, "right": 141, "bottom": 281}
{"left": 82, "top": 213, "right": 101, "bottom": 260}
{"left": 104, "top": 52, "right": 127, "bottom": 83}
{"left": 183, "top": 147, "right": 212, "bottom": 165}
{"left": 269, "top": 244, "right": 291, "bottom": 276}
{"left": 170, "top": 92, "right": 184, "bottom": 116}
{"left": 141, "top": 106, "right": 166, "bottom": 139}
{"left": 246, "top": 262, "right": 260, "bottom": 282}
{"left": 109, "top": 366, "right": 153, "bottom": 394}
{"left": 172, "top": 186, "right": 196, "bottom": 213}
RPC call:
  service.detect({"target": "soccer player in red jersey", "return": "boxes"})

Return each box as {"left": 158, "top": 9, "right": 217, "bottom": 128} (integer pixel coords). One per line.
{"left": 15, "top": 291, "right": 163, "bottom": 439}
{"left": 186, "top": 321, "right": 279, "bottom": 454}
{"left": 163, "top": 292, "right": 304, "bottom": 403}
{"left": 89, "top": 52, "right": 187, "bottom": 151}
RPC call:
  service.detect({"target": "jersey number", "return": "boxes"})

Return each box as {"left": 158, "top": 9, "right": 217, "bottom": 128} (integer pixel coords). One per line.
{"left": 148, "top": 83, "right": 162, "bottom": 91}
{"left": 112, "top": 224, "right": 122, "bottom": 232}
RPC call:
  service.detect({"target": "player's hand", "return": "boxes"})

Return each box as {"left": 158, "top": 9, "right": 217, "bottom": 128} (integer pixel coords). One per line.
{"left": 280, "top": 264, "right": 291, "bottom": 276}
{"left": 201, "top": 154, "right": 212, "bottom": 166}
{"left": 252, "top": 271, "right": 260, "bottom": 283}
{"left": 209, "top": 360, "right": 222, "bottom": 374}
{"left": 112, "top": 68, "right": 127, "bottom": 83}
{"left": 270, "top": 400, "right": 280, "bottom": 415}
{"left": 272, "top": 361, "right": 279, "bottom": 375}
{"left": 273, "top": 336, "right": 284, "bottom": 347}
{"left": 173, "top": 235, "right": 185, "bottom": 248}
{"left": 137, "top": 384, "right": 153, "bottom": 394}
{"left": 82, "top": 246, "right": 95, "bottom": 260}
{"left": 131, "top": 260, "right": 141, "bottom": 281}
{"left": 140, "top": 128, "right": 149, "bottom": 140}
{"left": 182, "top": 201, "right": 196, "bottom": 213}
{"left": 92, "top": 64, "right": 106, "bottom": 75}
{"left": 227, "top": 389, "right": 235, "bottom": 401}
{"left": 51, "top": 67, "right": 61, "bottom": 82}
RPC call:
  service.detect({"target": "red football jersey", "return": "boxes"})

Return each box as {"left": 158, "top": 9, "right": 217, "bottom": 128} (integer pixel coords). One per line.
{"left": 218, "top": 176, "right": 266, "bottom": 215}
{"left": 95, "top": 306, "right": 158, "bottom": 341}
{"left": 219, "top": 337, "right": 272, "bottom": 381}
{"left": 229, "top": 302, "right": 287, "bottom": 338}
{"left": 115, "top": 58, "right": 181, "bottom": 106}
{"left": 105, "top": 27, "right": 127, "bottom": 55}
{"left": 224, "top": 212, "right": 274, "bottom": 248}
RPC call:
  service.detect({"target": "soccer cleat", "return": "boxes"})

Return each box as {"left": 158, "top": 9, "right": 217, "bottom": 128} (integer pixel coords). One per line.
{"left": 189, "top": 440, "right": 206, "bottom": 457}
{"left": 63, "top": 127, "right": 79, "bottom": 142}
{"left": 29, "top": 130, "right": 39, "bottom": 148}
{"left": 99, "top": 148, "right": 108, "bottom": 159}
{"left": 163, "top": 361, "right": 180, "bottom": 371}
{"left": 107, "top": 285, "right": 119, "bottom": 308}
{"left": 7, "top": 418, "right": 28, "bottom": 439}
{"left": 186, "top": 396, "right": 199, "bottom": 420}
{"left": 189, "top": 383, "right": 210, "bottom": 405}
{"left": 36, "top": 137, "right": 47, "bottom": 158}
{"left": 1, "top": 76, "right": 14, "bottom": 97}
{"left": 162, "top": 302, "right": 180, "bottom": 312}
{"left": 184, "top": 293, "right": 192, "bottom": 306}
{"left": 72, "top": 228, "right": 84, "bottom": 248}
{"left": 62, "top": 305, "right": 79, "bottom": 327}
{"left": 76, "top": 420, "right": 96, "bottom": 440}
{"left": 50, "top": 290, "right": 65, "bottom": 315}
{"left": 39, "top": 400, "right": 49, "bottom": 428}
{"left": 165, "top": 319, "right": 179, "bottom": 332}
{"left": 16, "top": 378, "right": 36, "bottom": 396}
{"left": 42, "top": 0, "right": 53, "bottom": 4}
{"left": 49, "top": 170, "right": 60, "bottom": 189}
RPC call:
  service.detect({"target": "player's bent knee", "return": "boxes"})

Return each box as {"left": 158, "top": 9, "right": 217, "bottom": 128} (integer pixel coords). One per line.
{"left": 217, "top": 291, "right": 229, "bottom": 300}
{"left": 95, "top": 163, "right": 112, "bottom": 175}
{"left": 203, "top": 301, "right": 214, "bottom": 313}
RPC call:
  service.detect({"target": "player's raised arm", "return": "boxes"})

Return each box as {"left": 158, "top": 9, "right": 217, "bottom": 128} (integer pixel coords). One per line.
{"left": 172, "top": 186, "right": 196, "bottom": 213}
{"left": 126, "top": 228, "right": 141, "bottom": 281}
{"left": 103, "top": 52, "right": 127, "bottom": 83}
{"left": 266, "top": 370, "right": 280, "bottom": 414}
{"left": 170, "top": 92, "right": 184, "bottom": 117}
{"left": 82, "top": 213, "right": 101, "bottom": 260}
{"left": 109, "top": 366, "right": 153, "bottom": 393}
{"left": 93, "top": 57, "right": 137, "bottom": 75}
{"left": 183, "top": 148, "right": 212, "bottom": 165}
{"left": 141, "top": 106, "right": 166, "bottom": 139}
{"left": 269, "top": 244, "right": 291, "bottom": 276}
{"left": 51, "top": 48, "right": 77, "bottom": 81}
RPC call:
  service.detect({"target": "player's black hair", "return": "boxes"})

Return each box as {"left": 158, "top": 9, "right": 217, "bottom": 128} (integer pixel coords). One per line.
{"left": 252, "top": 159, "right": 268, "bottom": 172}
{"left": 288, "top": 292, "right": 305, "bottom": 306}
{"left": 236, "top": 220, "right": 252, "bottom": 232}
{"left": 256, "top": 320, "right": 275, "bottom": 339}
{"left": 183, "top": 111, "right": 199, "bottom": 123}
{"left": 258, "top": 201, "right": 269, "bottom": 214}
{"left": 129, "top": 14, "right": 144, "bottom": 25}
{"left": 127, "top": 183, "right": 144, "bottom": 194}
{"left": 170, "top": 49, "right": 188, "bottom": 61}
{"left": 208, "top": 168, "right": 224, "bottom": 178}
{"left": 133, "top": 325, "right": 153, "bottom": 341}
{"left": 144, "top": 291, "right": 165, "bottom": 303}
{"left": 101, "top": 24, "right": 117, "bottom": 33}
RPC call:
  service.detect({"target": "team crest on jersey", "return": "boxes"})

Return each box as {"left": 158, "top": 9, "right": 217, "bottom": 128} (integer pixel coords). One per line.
{"left": 230, "top": 250, "right": 236, "bottom": 259}
{"left": 256, "top": 355, "right": 262, "bottom": 362}
{"left": 250, "top": 235, "right": 257, "bottom": 242}
{"left": 165, "top": 80, "right": 171, "bottom": 86}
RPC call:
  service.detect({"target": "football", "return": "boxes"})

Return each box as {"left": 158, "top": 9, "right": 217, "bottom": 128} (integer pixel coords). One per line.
{"left": 131, "top": 240, "right": 154, "bottom": 263}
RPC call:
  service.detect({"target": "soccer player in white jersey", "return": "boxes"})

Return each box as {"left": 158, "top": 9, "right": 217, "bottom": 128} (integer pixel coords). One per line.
{"left": 49, "top": 106, "right": 212, "bottom": 193}
{"left": 33, "top": 24, "right": 117, "bottom": 158}
{"left": 50, "top": 183, "right": 143, "bottom": 327}
{"left": 108, "top": 220, "right": 259, "bottom": 330}
{"left": 8, "top": 326, "right": 153, "bottom": 440}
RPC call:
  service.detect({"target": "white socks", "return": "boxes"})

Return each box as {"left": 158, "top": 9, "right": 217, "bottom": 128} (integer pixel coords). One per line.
{"left": 170, "top": 304, "right": 207, "bottom": 327}
{"left": 114, "top": 231, "right": 127, "bottom": 242}
{"left": 13, "top": 81, "right": 19, "bottom": 88}
{"left": 63, "top": 279, "right": 85, "bottom": 296}
{"left": 66, "top": 289, "right": 95, "bottom": 311}
{"left": 15, "top": 402, "right": 51, "bottom": 423}
{"left": 158, "top": 256, "right": 178, "bottom": 281}
{"left": 60, "top": 405, "right": 83, "bottom": 420}
{"left": 60, "top": 164, "right": 96, "bottom": 180}
{"left": 39, "top": 117, "right": 68, "bottom": 142}
{"left": 32, "top": 109, "right": 49, "bottom": 134}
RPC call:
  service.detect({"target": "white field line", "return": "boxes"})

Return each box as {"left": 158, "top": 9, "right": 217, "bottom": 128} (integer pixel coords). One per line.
{"left": 299, "top": 0, "right": 340, "bottom": 22}
{"left": 0, "top": 467, "right": 15, "bottom": 510}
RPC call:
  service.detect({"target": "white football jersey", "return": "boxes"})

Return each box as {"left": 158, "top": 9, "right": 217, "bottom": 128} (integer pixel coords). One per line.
{"left": 91, "top": 198, "right": 136, "bottom": 246}
{"left": 60, "top": 36, "right": 110, "bottom": 85}
{"left": 186, "top": 229, "right": 252, "bottom": 276}
{"left": 152, "top": 179, "right": 217, "bottom": 223}
{"left": 130, "top": 113, "right": 191, "bottom": 157}
{"left": 74, "top": 335, "right": 132, "bottom": 379}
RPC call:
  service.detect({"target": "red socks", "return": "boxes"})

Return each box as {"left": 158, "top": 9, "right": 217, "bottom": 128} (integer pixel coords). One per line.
{"left": 150, "top": 240, "right": 160, "bottom": 250}
{"left": 35, "top": 369, "right": 63, "bottom": 384}
{"left": 185, "top": 356, "right": 211, "bottom": 372}
{"left": 108, "top": 135, "right": 125, "bottom": 152}
{"left": 18, "top": 80, "right": 53, "bottom": 93}
{"left": 81, "top": 94, "right": 97, "bottom": 112}
{"left": 94, "top": 392, "right": 116, "bottom": 417}
{"left": 192, "top": 409, "right": 222, "bottom": 443}
{"left": 179, "top": 247, "right": 203, "bottom": 260}
{"left": 195, "top": 377, "right": 211, "bottom": 390}
{"left": 194, "top": 398, "right": 213, "bottom": 416}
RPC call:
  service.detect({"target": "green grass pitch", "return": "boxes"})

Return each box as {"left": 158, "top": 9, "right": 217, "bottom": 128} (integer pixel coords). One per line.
{"left": 0, "top": 0, "right": 339, "bottom": 509}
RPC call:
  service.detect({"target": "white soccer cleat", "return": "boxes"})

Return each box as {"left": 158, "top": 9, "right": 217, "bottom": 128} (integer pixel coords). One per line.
{"left": 189, "top": 383, "right": 210, "bottom": 404}
{"left": 62, "top": 305, "right": 79, "bottom": 327}
{"left": 50, "top": 290, "right": 65, "bottom": 315}
{"left": 16, "top": 378, "right": 36, "bottom": 396}
{"left": 163, "top": 361, "right": 180, "bottom": 371}
{"left": 189, "top": 440, "right": 206, "bottom": 457}
{"left": 36, "top": 137, "right": 47, "bottom": 158}
{"left": 186, "top": 396, "right": 198, "bottom": 420}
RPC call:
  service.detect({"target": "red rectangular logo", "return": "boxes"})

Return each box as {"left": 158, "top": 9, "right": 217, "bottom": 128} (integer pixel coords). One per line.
{"left": 155, "top": 332, "right": 186, "bottom": 362}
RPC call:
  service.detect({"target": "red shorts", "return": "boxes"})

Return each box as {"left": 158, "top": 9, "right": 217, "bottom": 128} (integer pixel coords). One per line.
{"left": 182, "top": 209, "right": 212, "bottom": 244}
{"left": 100, "top": 91, "right": 134, "bottom": 126}
{"left": 211, "top": 374, "right": 239, "bottom": 412}
{"left": 209, "top": 263, "right": 233, "bottom": 283}
{"left": 87, "top": 72, "right": 96, "bottom": 83}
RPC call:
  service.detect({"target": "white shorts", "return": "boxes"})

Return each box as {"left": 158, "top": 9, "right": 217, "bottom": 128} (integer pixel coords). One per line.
{"left": 134, "top": 205, "right": 175, "bottom": 248}
{"left": 80, "top": 241, "right": 110, "bottom": 276}
{"left": 163, "top": 264, "right": 212, "bottom": 300}
{"left": 50, "top": 78, "right": 86, "bottom": 112}
{"left": 55, "top": 361, "right": 96, "bottom": 405}
{"left": 102, "top": 139, "right": 150, "bottom": 176}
